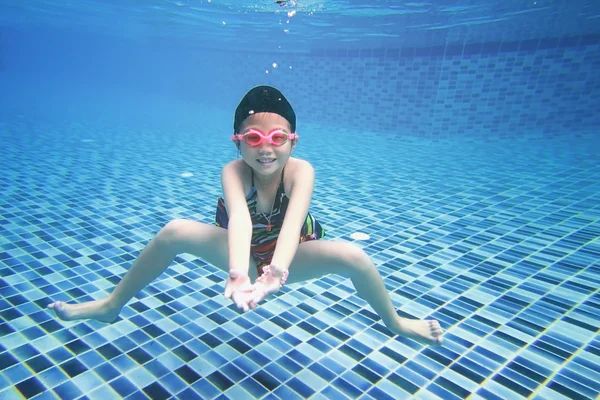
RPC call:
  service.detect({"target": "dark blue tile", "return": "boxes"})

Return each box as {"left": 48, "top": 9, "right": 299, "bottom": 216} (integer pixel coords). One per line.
{"left": 97, "top": 343, "right": 121, "bottom": 360}
{"left": 492, "top": 373, "right": 532, "bottom": 397}
{"left": 95, "top": 362, "right": 121, "bottom": 381}
{"left": 142, "top": 382, "right": 171, "bottom": 400}
{"left": 206, "top": 370, "right": 234, "bottom": 391}
{"left": 110, "top": 376, "right": 137, "bottom": 397}
{"left": 60, "top": 358, "right": 88, "bottom": 378}
{"left": 15, "top": 376, "right": 45, "bottom": 399}
{"left": 25, "top": 354, "right": 54, "bottom": 373}
{"left": 252, "top": 370, "right": 280, "bottom": 391}
{"left": 127, "top": 347, "right": 152, "bottom": 365}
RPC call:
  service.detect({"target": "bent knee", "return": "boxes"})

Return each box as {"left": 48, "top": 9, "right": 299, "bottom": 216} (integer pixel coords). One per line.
{"left": 339, "top": 243, "right": 372, "bottom": 271}
{"left": 157, "top": 219, "right": 193, "bottom": 248}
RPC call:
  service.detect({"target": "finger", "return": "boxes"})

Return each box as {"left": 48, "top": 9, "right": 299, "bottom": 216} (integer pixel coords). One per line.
{"left": 251, "top": 291, "right": 266, "bottom": 308}
{"left": 232, "top": 292, "right": 250, "bottom": 312}
{"left": 225, "top": 284, "right": 237, "bottom": 299}
{"left": 242, "top": 299, "right": 251, "bottom": 312}
{"left": 233, "top": 297, "right": 244, "bottom": 311}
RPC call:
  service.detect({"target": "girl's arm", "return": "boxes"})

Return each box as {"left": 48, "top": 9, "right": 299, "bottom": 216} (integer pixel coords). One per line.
{"left": 221, "top": 160, "right": 253, "bottom": 275}
{"left": 270, "top": 160, "right": 315, "bottom": 270}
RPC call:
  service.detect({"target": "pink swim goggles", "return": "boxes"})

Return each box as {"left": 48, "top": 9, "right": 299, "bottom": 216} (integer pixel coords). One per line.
{"left": 232, "top": 128, "right": 299, "bottom": 147}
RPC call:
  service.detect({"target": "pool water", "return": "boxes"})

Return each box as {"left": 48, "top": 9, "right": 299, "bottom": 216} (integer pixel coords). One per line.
{"left": 1, "top": 1, "right": 600, "bottom": 399}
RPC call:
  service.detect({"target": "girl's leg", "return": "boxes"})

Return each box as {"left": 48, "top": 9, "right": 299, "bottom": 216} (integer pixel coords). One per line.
{"left": 48, "top": 219, "right": 253, "bottom": 322}
{"left": 286, "top": 240, "right": 444, "bottom": 346}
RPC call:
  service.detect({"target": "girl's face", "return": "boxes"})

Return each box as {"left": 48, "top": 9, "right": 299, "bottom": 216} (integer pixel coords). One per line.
{"left": 237, "top": 112, "right": 296, "bottom": 178}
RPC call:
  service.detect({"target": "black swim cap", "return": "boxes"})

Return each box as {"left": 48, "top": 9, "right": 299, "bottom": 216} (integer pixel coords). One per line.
{"left": 233, "top": 85, "right": 296, "bottom": 133}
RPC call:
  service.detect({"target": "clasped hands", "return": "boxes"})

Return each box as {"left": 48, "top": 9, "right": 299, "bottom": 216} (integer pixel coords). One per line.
{"left": 224, "top": 268, "right": 282, "bottom": 312}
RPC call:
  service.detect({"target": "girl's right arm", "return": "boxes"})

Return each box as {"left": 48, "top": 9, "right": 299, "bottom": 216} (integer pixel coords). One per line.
{"left": 221, "top": 160, "right": 253, "bottom": 275}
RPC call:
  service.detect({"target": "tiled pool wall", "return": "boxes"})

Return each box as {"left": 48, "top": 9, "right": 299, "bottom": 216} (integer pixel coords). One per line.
{"left": 272, "top": 35, "right": 600, "bottom": 142}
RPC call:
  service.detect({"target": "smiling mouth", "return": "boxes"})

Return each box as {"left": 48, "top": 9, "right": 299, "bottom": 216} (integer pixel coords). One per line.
{"left": 258, "top": 158, "right": 276, "bottom": 164}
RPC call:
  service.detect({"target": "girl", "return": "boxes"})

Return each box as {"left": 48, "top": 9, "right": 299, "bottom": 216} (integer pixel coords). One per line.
{"left": 49, "top": 85, "right": 444, "bottom": 346}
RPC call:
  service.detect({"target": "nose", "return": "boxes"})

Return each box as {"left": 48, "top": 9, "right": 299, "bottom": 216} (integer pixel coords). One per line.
{"left": 258, "top": 140, "right": 274, "bottom": 153}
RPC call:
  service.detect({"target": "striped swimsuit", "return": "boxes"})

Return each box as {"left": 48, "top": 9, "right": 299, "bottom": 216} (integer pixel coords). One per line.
{"left": 215, "top": 168, "right": 325, "bottom": 275}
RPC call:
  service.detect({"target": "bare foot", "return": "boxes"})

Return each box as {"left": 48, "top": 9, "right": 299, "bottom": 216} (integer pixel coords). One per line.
{"left": 390, "top": 318, "right": 444, "bottom": 346}
{"left": 47, "top": 298, "right": 121, "bottom": 323}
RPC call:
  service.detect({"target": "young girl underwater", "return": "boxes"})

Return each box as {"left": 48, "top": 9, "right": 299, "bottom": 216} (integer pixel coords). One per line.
{"left": 49, "top": 85, "right": 444, "bottom": 346}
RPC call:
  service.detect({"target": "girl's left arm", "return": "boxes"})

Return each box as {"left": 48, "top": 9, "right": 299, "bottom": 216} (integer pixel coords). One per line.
{"left": 270, "top": 160, "right": 315, "bottom": 270}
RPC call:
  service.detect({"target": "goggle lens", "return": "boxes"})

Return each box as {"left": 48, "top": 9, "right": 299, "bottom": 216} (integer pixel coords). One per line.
{"left": 245, "top": 132, "right": 263, "bottom": 145}
{"left": 271, "top": 132, "right": 288, "bottom": 145}
{"left": 243, "top": 130, "right": 289, "bottom": 146}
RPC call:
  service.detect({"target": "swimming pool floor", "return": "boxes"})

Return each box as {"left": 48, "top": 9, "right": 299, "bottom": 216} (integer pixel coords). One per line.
{"left": 1, "top": 118, "right": 599, "bottom": 399}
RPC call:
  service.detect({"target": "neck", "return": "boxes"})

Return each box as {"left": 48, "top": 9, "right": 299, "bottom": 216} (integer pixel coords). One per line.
{"left": 253, "top": 167, "right": 283, "bottom": 188}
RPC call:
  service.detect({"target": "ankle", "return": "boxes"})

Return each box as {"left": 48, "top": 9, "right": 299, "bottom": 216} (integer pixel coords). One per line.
{"left": 105, "top": 296, "right": 125, "bottom": 311}
{"left": 382, "top": 315, "right": 401, "bottom": 330}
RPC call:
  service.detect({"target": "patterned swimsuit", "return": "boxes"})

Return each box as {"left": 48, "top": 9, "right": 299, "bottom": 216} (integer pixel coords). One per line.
{"left": 215, "top": 168, "right": 325, "bottom": 275}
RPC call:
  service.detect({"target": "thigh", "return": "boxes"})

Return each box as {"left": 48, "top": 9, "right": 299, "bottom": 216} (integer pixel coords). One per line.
{"left": 286, "top": 240, "right": 368, "bottom": 285}
{"left": 163, "top": 219, "right": 258, "bottom": 281}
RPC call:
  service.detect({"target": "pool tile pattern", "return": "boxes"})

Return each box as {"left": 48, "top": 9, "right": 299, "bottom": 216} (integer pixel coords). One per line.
{"left": 1, "top": 118, "right": 599, "bottom": 399}
{"left": 293, "top": 41, "right": 600, "bottom": 141}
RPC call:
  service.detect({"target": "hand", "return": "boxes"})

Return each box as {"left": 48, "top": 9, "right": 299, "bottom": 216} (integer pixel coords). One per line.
{"left": 248, "top": 268, "right": 283, "bottom": 310}
{"left": 224, "top": 269, "right": 255, "bottom": 312}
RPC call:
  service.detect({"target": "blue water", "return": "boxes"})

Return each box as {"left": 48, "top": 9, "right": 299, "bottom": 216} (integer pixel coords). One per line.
{"left": 1, "top": 1, "right": 600, "bottom": 399}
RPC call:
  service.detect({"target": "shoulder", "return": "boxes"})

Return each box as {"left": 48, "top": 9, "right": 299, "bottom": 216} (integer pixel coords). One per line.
{"left": 284, "top": 158, "right": 315, "bottom": 196}
{"left": 221, "top": 159, "right": 252, "bottom": 193}
{"left": 292, "top": 156, "right": 314, "bottom": 172}
{"left": 285, "top": 157, "right": 314, "bottom": 180}
{"left": 222, "top": 158, "right": 247, "bottom": 174}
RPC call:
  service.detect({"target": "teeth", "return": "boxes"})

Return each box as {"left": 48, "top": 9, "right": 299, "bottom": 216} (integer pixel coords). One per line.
{"left": 259, "top": 159, "right": 275, "bottom": 162}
